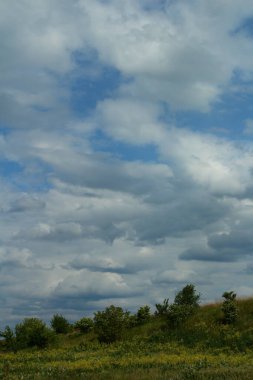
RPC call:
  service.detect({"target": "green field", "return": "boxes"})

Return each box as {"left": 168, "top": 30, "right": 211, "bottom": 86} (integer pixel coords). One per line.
{"left": 1, "top": 340, "right": 253, "bottom": 379}
{"left": 1, "top": 297, "right": 253, "bottom": 379}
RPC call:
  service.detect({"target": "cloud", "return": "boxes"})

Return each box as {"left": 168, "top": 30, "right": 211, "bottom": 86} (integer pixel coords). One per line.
{"left": 1, "top": 0, "right": 253, "bottom": 326}
{"left": 244, "top": 119, "right": 253, "bottom": 135}
{"left": 52, "top": 270, "right": 138, "bottom": 300}
{"left": 96, "top": 98, "right": 166, "bottom": 145}
{"left": 79, "top": 0, "right": 253, "bottom": 110}
{"left": 180, "top": 227, "right": 253, "bottom": 262}
{"left": 6, "top": 194, "right": 45, "bottom": 213}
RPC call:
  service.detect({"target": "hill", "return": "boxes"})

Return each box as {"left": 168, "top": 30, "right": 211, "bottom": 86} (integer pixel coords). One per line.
{"left": 1, "top": 296, "right": 253, "bottom": 379}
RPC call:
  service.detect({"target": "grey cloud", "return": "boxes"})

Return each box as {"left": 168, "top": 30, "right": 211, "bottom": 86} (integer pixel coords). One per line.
{"left": 0, "top": 247, "right": 34, "bottom": 269}
{"left": 180, "top": 228, "right": 253, "bottom": 262}
{"left": 7, "top": 195, "right": 45, "bottom": 213}
{"left": 15, "top": 221, "right": 124, "bottom": 243}
{"left": 245, "top": 264, "right": 253, "bottom": 274}
{"left": 67, "top": 256, "right": 132, "bottom": 274}
{"left": 52, "top": 270, "right": 140, "bottom": 300}
{"left": 209, "top": 229, "right": 253, "bottom": 252}
{"left": 131, "top": 190, "right": 229, "bottom": 244}
{"left": 180, "top": 247, "right": 237, "bottom": 262}
{"left": 66, "top": 253, "right": 150, "bottom": 274}
{"left": 47, "top": 153, "right": 173, "bottom": 198}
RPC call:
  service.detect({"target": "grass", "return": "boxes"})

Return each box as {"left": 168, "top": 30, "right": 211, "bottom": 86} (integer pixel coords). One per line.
{"left": 1, "top": 297, "right": 253, "bottom": 379}
{"left": 1, "top": 341, "right": 253, "bottom": 379}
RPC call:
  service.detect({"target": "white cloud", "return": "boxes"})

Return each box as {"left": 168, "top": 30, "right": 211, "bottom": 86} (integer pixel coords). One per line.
{"left": 1, "top": 0, "right": 253, "bottom": 325}
{"left": 79, "top": 0, "right": 253, "bottom": 110}
{"left": 244, "top": 119, "right": 253, "bottom": 135}
{"left": 53, "top": 270, "right": 135, "bottom": 299}
{"left": 159, "top": 128, "right": 253, "bottom": 195}
{"left": 96, "top": 98, "right": 166, "bottom": 144}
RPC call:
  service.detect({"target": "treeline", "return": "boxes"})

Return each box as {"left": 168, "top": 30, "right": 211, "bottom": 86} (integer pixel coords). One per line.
{"left": 0, "top": 284, "right": 239, "bottom": 352}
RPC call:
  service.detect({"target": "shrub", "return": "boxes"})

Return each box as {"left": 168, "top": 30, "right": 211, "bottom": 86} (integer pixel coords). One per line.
{"left": 15, "top": 318, "right": 55, "bottom": 349}
{"left": 222, "top": 291, "right": 238, "bottom": 324}
{"left": 94, "top": 305, "right": 130, "bottom": 343}
{"left": 0, "top": 326, "right": 17, "bottom": 352}
{"left": 127, "top": 314, "right": 138, "bottom": 328}
{"left": 174, "top": 284, "right": 200, "bottom": 308}
{"left": 136, "top": 305, "right": 151, "bottom": 324}
{"left": 167, "top": 304, "right": 194, "bottom": 327}
{"left": 74, "top": 317, "right": 94, "bottom": 333}
{"left": 50, "top": 314, "right": 70, "bottom": 334}
{"left": 155, "top": 299, "right": 169, "bottom": 316}
{"left": 167, "top": 284, "right": 200, "bottom": 327}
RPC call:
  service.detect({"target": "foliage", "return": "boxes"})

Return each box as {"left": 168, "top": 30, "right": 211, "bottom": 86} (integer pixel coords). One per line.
{"left": 94, "top": 305, "right": 130, "bottom": 343}
{"left": 167, "top": 304, "right": 195, "bottom": 327}
{"left": 15, "top": 318, "right": 55, "bottom": 349}
{"left": 127, "top": 314, "right": 138, "bottom": 327}
{"left": 174, "top": 284, "right": 200, "bottom": 308}
{"left": 167, "top": 284, "right": 200, "bottom": 327}
{"left": 222, "top": 291, "right": 238, "bottom": 324}
{"left": 155, "top": 298, "right": 169, "bottom": 316}
{"left": 1, "top": 293, "right": 253, "bottom": 379}
{"left": 51, "top": 314, "right": 70, "bottom": 334}
{"left": 0, "top": 326, "right": 17, "bottom": 352}
{"left": 1, "top": 339, "right": 253, "bottom": 379}
{"left": 136, "top": 305, "right": 151, "bottom": 324}
{"left": 74, "top": 317, "right": 94, "bottom": 333}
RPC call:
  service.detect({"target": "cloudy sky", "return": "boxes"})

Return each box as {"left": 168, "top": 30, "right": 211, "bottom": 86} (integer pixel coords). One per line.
{"left": 1, "top": 0, "right": 253, "bottom": 325}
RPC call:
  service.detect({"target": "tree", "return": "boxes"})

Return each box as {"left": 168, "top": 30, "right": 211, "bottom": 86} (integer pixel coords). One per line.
{"left": 15, "top": 318, "right": 55, "bottom": 349}
{"left": 94, "top": 305, "right": 130, "bottom": 343}
{"left": 167, "top": 284, "right": 200, "bottom": 327}
{"left": 222, "top": 291, "right": 238, "bottom": 324}
{"left": 50, "top": 314, "right": 70, "bottom": 334}
{"left": 74, "top": 317, "right": 94, "bottom": 333}
{"left": 155, "top": 299, "right": 169, "bottom": 316}
{"left": 0, "top": 326, "right": 17, "bottom": 352}
{"left": 136, "top": 305, "right": 151, "bottom": 324}
{"left": 174, "top": 284, "right": 200, "bottom": 308}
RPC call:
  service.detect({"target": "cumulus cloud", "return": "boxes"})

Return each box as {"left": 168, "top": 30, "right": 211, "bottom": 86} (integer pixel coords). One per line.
{"left": 52, "top": 270, "right": 138, "bottom": 300}
{"left": 1, "top": 0, "right": 253, "bottom": 325}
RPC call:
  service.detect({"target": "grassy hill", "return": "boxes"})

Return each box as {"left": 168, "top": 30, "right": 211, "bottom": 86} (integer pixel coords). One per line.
{"left": 1, "top": 297, "right": 253, "bottom": 379}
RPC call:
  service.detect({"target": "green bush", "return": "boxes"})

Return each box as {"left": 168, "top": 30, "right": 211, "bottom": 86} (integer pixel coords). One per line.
{"left": 50, "top": 314, "right": 70, "bottom": 334}
{"left": 94, "top": 305, "right": 130, "bottom": 343}
{"left": 74, "top": 317, "right": 94, "bottom": 333}
{"left": 174, "top": 284, "right": 200, "bottom": 308}
{"left": 15, "top": 318, "right": 55, "bottom": 349}
{"left": 167, "top": 284, "right": 200, "bottom": 327}
{"left": 167, "top": 304, "right": 194, "bottom": 327}
{"left": 0, "top": 326, "right": 17, "bottom": 352}
{"left": 155, "top": 298, "right": 169, "bottom": 316}
{"left": 222, "top": 291, "right": 238, "bottom": 324}
{"left": 136, "top": 305, "right": 151, "bottom": 324}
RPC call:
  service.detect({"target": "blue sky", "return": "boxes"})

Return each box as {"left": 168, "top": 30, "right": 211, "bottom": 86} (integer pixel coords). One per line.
{"left": 1, "top": 0, "right": 253, "bottom": 326}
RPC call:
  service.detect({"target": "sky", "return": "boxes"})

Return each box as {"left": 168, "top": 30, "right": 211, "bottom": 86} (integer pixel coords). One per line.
{"left": 1, "top": 0, "right": 253, "bottom": 326}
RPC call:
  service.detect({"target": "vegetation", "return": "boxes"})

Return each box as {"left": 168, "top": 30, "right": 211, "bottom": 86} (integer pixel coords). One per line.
{"left": 51, "top": 314, "right": 71, "bottom": 334}
{"left": 15, "top": 318, "right": 55, "bottom": 349}
{"left": 167, "top": 284, "right": 200, "bottom": 327}
{"left": 74, "top": 317, "right": 94, "bottom": 333}
{"left": 94, "top": 305, "right": 130, "bottom": 343}
{"left": 1, "top": 284, "right": 253, "bottom": 379}
{"left": 222, "top": 291, "right": 238, "bottom": 324}
{"left": 155, "top": 298, "right": 169, "bottom": 316}
{"left": 136, "top": 305, "right": 151, "bottom": 324}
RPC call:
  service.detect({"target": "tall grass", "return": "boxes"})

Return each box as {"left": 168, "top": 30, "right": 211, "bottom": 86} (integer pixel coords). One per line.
{"left": 1, "top": 297, "right": 253, "bottom": 379}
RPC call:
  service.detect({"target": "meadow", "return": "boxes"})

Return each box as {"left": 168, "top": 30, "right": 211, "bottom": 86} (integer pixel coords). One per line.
{"left": 1, "top": 289, "right": 253, "bottom": 379}
{"left": 1, "top": 338, "right": 253, "bottom": 379}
